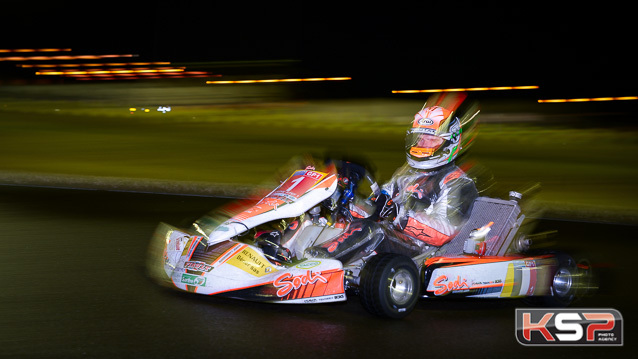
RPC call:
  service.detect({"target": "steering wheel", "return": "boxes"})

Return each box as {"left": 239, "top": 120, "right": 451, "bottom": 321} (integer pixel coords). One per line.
{"left": 327, "top": 159, "right": 380, "bottom": 211}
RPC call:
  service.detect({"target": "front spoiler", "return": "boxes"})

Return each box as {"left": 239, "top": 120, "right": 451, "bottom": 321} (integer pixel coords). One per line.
{"left": 147, "top": 222, "right": 347, "bottom": 304}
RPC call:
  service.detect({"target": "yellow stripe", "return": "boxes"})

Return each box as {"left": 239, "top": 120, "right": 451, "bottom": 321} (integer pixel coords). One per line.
{"left": 501, "top": 263, "right": 516, "bottom": 297}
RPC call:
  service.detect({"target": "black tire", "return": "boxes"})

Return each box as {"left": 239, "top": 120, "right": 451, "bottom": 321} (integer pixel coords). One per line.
{"left": 360, "top": 253, "right": 420, "bottom": 319}
{"left": 542, "top": 253, "right": 578, "bottom": 307}
{"left": 574, "top": 258, "right": 596, "bottom": 298}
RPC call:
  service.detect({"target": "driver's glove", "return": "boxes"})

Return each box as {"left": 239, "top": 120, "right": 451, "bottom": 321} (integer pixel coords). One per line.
{"left": 371, "top": 193, "right": 398, "bottom": 222}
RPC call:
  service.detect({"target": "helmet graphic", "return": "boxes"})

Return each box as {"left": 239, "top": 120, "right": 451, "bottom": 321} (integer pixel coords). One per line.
{"left": 405, "top": 93, "right": 471, "bottom": 170}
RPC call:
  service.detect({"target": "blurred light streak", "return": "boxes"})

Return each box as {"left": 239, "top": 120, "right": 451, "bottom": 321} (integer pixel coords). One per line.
{"left": 35, "top": 67, "right": 182, "bottom": 73}
{"left": 68, "top": 71, "right": 211, "bottom": 77}
{"left": 68, "top": 71, "right": 207, "bottom": 77}
{"left": 71, "top": 72, "right": 217, "bottom": 81}
{"left": 392, "top": 86, "right": 539, "bottom": 93}
{"left": 18, "top": 62, "right": 171, "bottom": 68}
{"left": 0, "top": 48, "right": 72, "bottom": 53}
{"left": 538, "top": 96, "right": 638, "bottom": 103}
{"left": 36, "top": 68, "right": 185, "bottom": 76}
{"left": 205, "top": 77, "right": 351, "bottom": 84}
{"left": 0, "top": 54, "right": 136, "bottom": 61}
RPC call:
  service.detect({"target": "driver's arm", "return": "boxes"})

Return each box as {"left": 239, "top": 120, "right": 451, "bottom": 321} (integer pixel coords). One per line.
{"left": 399, "top": 177, "right": 478, "bottom": 246}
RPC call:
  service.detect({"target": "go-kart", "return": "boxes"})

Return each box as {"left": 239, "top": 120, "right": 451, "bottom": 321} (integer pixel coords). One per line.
{"left": 146, "top": 157, "right": 592, "bottom": 319}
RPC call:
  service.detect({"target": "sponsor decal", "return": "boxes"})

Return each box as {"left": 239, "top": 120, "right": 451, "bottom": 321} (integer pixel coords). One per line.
{"left": 166, "top": 235, "right": 190, "bottom": 254}
{"left": 226, "top": 247, "right": 276, "bottom": 277}
{"left": 211, "top": 243, "right": 245, "bottom": 267}
{"left": 181, "top": 273, "right": 206, "bottom": 286}
{"left": 270, "top": 192, "right": 297, "bottom": 203}
{"left": 433, "top": 275, "right": 470, "bottom": 296}
{"left": 272, "top": 170, "right": 326, "bottom": 201}
{"left": 418, "top": 118, "right": 434, "bottom": 126}
{"left": 443, "top": 170, "right": 463, "bottom": 184}
{"left": 323, "top": 226, "right": 362, "bottom": 253}
{"left": 260, "top": 197, "right": 280, "bottom": 210}
{"left": 165, "top": 235, "right": 194, "bottom": 267}
{"left": 295, "top": 260, "right": 321, "bottom": 269}
{"left": 516, "top": 308, "right": 623, "bottom": 346}
{"left": 411, "top": 127, "right": 436, "bottom": 135}
{"left": 184, "top": 261, "right": 213, "bottom": 272}
{"left": 406, "top": 183, "right": 424, "bottom": 199}
{"left": 273, "top": 270, "right": 328, "bottom": 297}
{"left": 404, "top": 219, "right": 449, "bottom": 246}
{"left": 303, "top": 170, "right": 323, "bottom": 180}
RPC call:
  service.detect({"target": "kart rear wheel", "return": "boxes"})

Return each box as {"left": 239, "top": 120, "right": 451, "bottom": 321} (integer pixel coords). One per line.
{"left": 360, "top": 253, "right": 420, "bottom": 319}
{"left": 543, "top": 254, "right": 577, "bottom": 307}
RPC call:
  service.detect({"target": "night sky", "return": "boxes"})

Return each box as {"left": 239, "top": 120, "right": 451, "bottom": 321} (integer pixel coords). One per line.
{"left": 2, "top": 2, "right": 635, "bottom": 96}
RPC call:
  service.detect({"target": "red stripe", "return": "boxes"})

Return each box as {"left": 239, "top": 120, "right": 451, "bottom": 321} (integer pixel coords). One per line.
{"left": 526, "top": 264, "right": 538, "bottom": 296}
{"left": 186, "top": 236, "right": 202, "bottom": 260}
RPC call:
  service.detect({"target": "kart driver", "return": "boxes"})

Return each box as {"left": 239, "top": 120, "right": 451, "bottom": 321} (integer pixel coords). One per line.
{"left": 370, "top": 92, "right": 479, "bottom": 255}
{"left": 307, "top": 92, "right": 481, "bottom": 260}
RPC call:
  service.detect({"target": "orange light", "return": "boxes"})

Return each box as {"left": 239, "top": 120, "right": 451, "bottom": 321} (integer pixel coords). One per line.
{"left": 35, "top": 67, "right": 178, "bottom": 73}
{"left": 0, "top": 54, "right": 136, "bottom": 61}
{"left": 206, "top": 77, "right": 351, "bottom": 84}
{"left": 538, "top": 96, "right": 638, "bottom": 103}
{"left": 19, "top": 62, "right": 171, "bottom": 68}
{"left": 66, "top": 71, "right": 219, "bottom": 81}
{"left": 0, "top": 48, "right": 72, "bottom": 53}
{"left": 36, "top": 68, "right": 184, "bottom": 76}
{"left": 392, "top": 86, "right": 539, "bottom": 94}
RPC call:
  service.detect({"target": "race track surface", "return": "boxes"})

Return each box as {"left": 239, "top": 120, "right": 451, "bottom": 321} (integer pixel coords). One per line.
{"left": 0, "top": 186, "right": 634, "bottom": 358}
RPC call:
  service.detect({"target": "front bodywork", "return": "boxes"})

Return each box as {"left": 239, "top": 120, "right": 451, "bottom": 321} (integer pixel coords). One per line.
{"left": 206, "top": 168, "right": 338, "bottom": 245}
{"left": 148, "top": 222, "right": 347, "bottom": 304}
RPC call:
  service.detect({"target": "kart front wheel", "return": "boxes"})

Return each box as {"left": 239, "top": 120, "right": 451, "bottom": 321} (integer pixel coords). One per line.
{"left": 360, "top": 253, "right": 420, "bottom": 319}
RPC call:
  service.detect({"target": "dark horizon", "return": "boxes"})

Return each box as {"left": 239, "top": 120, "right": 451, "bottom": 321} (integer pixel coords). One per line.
{"left": 2, "top": 3, "right": 635, "bottom": 97}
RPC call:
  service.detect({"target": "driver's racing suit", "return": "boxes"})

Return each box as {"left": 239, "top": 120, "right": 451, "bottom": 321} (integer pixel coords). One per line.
{"left": 373, "top": 162, "right": 478, "bottom": 254}
{"left": 309, "top": 162, "right": 478, "bottom": 261}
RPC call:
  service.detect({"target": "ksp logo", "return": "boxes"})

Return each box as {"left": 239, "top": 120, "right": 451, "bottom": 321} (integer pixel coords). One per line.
{"left": 516, "top": 309, "right": 623, "bottom": 346}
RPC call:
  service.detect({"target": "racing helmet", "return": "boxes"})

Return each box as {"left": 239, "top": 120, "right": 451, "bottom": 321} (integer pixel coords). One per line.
{"left": 405, "top": 104, "right": 463, "bottom": 170}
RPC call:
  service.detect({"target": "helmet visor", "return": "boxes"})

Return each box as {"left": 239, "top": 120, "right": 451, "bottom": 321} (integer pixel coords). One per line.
{"left": 406, "top": 133, "right": 445, "bottom": 158}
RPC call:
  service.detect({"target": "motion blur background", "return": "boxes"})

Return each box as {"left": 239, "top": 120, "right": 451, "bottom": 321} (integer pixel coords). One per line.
{"left": 1, "top": 3, "right": 637, "bottom": 358}
{"left": 2, "top": 2, "right": 636, "bottom": 222}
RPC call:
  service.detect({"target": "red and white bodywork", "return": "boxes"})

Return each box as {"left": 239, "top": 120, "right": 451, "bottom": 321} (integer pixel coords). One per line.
{"left": 422, "top": 255, "right": 556, "bottom": 298}
{"left": 149, "top": 164, "right": 349, "bottom": 304}
{"left": 147, "top": 159, "right": 591, "bottom": 317}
